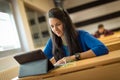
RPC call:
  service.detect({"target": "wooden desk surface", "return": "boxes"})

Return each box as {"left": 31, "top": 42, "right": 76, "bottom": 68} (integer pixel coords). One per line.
{"left": 98, "top": 32, "right": 120, "bottom": 51}
{"left": 13, "top": 50, "right": 120, "bottom": 80}
{"left": 99, "top": 32, "right": 120, "bottom": 44}
{"left": 105, "top": 39, "right": 120, "bottom": 51}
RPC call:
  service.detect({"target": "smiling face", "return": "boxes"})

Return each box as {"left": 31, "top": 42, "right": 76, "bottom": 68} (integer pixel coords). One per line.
{"left": 49, "top": 18, "right": 64, "bottom": 37}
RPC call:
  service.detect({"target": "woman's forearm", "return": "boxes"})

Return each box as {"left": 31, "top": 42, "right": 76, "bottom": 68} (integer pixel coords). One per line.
{"left": 69, "top": 50, "right": 96, "bottom": 61}
{"left": 80, "top": 50, "right": 96, "bottom": 59}
{"left": 53, "top": 50, "right": 96, "bottom": 65}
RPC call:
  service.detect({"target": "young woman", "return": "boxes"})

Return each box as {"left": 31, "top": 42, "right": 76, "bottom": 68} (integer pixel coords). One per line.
{"left": 44, "top": 8, "right": 109, "bottom": 65}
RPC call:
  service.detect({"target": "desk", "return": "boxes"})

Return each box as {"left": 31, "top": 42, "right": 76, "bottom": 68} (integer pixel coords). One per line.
{"left": 99, "top": 32, "right": 120, "bottom": 44}
{"left": 13, "top": 50, "right": 120, "bottom": 80}
{"left": 105, "top": 40, "right": 120, "bottom": 51}
{"left": 99, "top": 32, "right": 120, "bottom": 51}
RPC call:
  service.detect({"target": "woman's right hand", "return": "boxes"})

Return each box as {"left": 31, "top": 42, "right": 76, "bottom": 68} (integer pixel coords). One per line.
{"left": 54, "top": 57, "right": 66, "bottom": 65}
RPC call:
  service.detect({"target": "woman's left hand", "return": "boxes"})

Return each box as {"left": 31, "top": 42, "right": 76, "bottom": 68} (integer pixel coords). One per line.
{"left": 54, "top": 57, "right": 66, "bottom": 65}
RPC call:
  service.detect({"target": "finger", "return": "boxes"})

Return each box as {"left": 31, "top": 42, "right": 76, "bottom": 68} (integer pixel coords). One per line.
{"left": 63, "top": 58, "right": 66, "bottom": 64}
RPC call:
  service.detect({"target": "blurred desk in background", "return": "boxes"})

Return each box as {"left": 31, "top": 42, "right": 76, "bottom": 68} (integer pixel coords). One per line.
{"left": 13, "top": 50, "right": 120, "bottom": 80}
{"left": 99, "top": 32, "right": 120, "bottom": 51}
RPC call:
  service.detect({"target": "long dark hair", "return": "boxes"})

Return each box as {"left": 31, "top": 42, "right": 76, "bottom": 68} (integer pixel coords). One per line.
{"left": 48, "top": 8, "right": 82, "bottom": 61}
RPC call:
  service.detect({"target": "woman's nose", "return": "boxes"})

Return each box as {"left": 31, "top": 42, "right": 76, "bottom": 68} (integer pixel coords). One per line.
{"left": 54, "top": 26, "right": 58, "bottom": 31}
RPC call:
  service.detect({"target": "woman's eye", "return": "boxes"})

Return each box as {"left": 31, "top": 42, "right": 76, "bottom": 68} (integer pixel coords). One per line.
{"left": 56, "top": 23, "right": 61, "bottom": 27}
{"left": 51, "top": 25, "right": 54, "bottom": 28}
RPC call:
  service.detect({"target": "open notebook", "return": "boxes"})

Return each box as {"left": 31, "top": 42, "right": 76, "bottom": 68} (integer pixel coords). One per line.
{"left": 14, "top": 49, "right": 54, "bottom": 78}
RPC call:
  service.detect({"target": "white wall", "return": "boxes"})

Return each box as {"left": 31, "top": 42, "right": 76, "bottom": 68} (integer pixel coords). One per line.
{"left": 64, "top": 0, "right": 94, "bottom": 9}
{"left": 64, "top": 0, "right": 120, "bottom": 34}
{"left": 24, "top": 0, "right": 55, "bottom": 12}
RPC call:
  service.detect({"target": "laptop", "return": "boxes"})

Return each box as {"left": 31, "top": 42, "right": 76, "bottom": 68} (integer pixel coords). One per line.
{"left": 14, "top": 49, "right": 54, "bottom": 78}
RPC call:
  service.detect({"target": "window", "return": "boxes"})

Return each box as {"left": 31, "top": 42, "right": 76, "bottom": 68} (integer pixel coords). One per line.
{"left": 0, "top": 12, "right": 21, "bottom": 51}
{"left": 0, "top": 0, "right": 21, "bottom": 57}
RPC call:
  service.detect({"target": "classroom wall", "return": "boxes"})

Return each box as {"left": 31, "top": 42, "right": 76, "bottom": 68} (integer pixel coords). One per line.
{"left": 11, "top": 0, "right": 55, "bottom": 51}
{"left": 24, "top": 0, "right": 55, "bottom": 13}
{"left": 63, "top": 0, "right": 120, "bottom": 34}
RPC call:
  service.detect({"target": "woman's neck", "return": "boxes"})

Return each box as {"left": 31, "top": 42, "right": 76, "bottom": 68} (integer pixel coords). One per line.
{"left": 61, "top": 36, "right": 67, "bottom": 46}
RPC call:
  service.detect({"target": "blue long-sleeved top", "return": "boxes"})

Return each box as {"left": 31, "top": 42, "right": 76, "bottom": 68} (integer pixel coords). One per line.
{"left": 44, "top": 30, "right": 109, "bottom": 59}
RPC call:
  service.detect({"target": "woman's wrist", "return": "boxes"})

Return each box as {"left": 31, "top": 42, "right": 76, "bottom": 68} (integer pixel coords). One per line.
{"left": 75, "top": 53, "right": 81, "bottom": 60}
{"left": 64, "top": 54, "right": 80, "bottom": 63}
{"left": 70, "top": 55, "right": 76, "bottom": 61}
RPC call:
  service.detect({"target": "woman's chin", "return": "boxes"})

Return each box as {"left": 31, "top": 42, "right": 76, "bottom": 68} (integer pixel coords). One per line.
{"left": 57, "top": 35, "right": 62, "bottom": 37}
{"left": 56, "top": 34, "right": 62, "bottom": 37}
